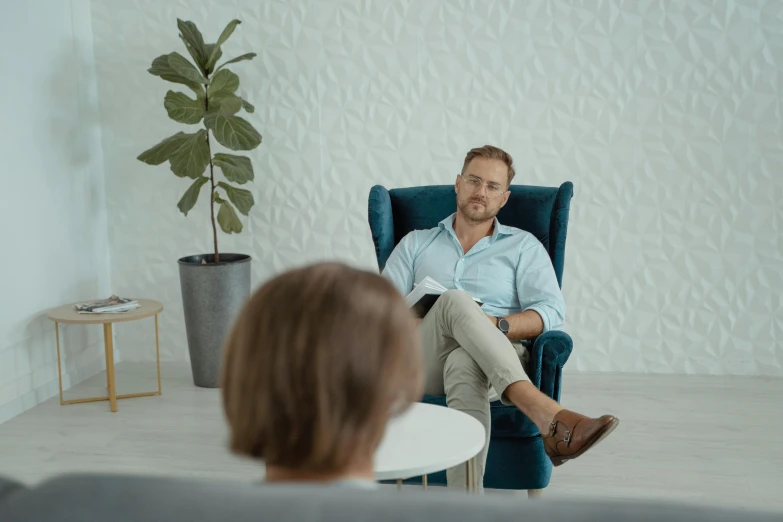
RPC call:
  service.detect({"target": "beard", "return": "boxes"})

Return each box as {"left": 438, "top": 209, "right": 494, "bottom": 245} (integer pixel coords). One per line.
{"left": 457, "top": 195, "right": 500, "bottom": 224}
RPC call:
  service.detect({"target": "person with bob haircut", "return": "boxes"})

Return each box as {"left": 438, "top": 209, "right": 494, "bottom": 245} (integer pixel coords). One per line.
{"left": 221, "top": 262, "right": 423, "bottom": 487}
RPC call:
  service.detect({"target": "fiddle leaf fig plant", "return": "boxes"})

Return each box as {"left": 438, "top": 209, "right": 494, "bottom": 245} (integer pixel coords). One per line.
{"left": 138, "top": 18, "right": 261, "bottom": 263}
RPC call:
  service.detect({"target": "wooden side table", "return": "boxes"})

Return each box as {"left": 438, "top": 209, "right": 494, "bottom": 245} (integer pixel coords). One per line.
{"left": 46, "top": 299, "right": 163, "bottom": 412}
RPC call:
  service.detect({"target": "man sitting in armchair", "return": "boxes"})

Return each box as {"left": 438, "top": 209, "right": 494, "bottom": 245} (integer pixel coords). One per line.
{"left": 381, "top": 145, "right": 619, "bottom": 491}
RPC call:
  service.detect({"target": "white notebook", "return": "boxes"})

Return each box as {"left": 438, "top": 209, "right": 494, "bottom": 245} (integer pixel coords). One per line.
{"left": 405, "top": 277, "right": 483, "bottom": 318}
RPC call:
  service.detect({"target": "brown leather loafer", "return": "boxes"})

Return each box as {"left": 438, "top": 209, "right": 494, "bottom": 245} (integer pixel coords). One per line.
{"left": 542, "top": 409, "right": 619, "bottom": 467}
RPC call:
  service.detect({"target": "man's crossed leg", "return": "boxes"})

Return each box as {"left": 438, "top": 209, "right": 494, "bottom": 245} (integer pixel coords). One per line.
{"left": 418, "top": 290, "right": 619, "bottom": 491}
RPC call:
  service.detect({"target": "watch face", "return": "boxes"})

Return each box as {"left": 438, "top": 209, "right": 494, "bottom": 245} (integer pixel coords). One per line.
{"left": 499, "top": 318, "right": 510, "bottom": 333}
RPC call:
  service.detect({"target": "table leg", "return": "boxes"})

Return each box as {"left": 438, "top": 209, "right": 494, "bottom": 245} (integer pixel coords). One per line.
{"left": 472, "top": 456, "right": 478, "bottom": 493}
{"left": 465, "top": 456, "right": 478, "bottom": 494}
{"left": 422, "top": 474, "right": 427, "bottom": 491}
{"left": 396, "top": 479, "right": 403, "bottom": 490}
{"left": 55, "top": 322, "right": 64, "bottom": 405}
{"left": 103, "top": 323, "right": 117, "bottom": 412}
{"left": 155, "top": 314, "right": 162, "bottom": 395}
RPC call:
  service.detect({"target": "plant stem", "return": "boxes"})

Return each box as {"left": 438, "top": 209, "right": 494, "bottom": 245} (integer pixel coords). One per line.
{"left": 204, "top": 82, "right": 219, "bottom": 264}
{"left": 206, "top": 133, "right": 219, "bottom": 264}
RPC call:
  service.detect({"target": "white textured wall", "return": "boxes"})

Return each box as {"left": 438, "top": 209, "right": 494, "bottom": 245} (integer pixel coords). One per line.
{"left": 0, "top": 0, "right": 112, "bottom": 423}
{"left": 91, "top": 0, "right": 783, "bottom": 376}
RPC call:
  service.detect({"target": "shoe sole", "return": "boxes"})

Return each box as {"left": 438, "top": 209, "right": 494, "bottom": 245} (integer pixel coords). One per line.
{"left": 550, "top": 417, "right": 620, "bottom": 467}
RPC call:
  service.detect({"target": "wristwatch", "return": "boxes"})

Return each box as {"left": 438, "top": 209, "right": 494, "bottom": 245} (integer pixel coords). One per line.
{"left": 497, "top": 317, "right": 510, "bottom": 336}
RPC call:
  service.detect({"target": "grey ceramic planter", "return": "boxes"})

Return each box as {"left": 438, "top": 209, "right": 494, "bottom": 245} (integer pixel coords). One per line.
{"left": 178, "top": 253, "right": 251, "bottom": 388}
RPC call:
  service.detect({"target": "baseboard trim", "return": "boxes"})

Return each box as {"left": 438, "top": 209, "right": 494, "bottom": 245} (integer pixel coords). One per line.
{"left": 0, "top": 352, "right": 119, "bottom": 425}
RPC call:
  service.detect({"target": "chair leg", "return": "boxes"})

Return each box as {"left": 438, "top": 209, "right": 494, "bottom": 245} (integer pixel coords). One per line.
{"left": 528, "top": 489, "right": 544, "bottom": 499}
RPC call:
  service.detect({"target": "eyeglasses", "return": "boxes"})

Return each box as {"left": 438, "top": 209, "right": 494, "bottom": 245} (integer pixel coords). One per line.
{"left": 460, "top": 174, "right": 508, "bottom": 199}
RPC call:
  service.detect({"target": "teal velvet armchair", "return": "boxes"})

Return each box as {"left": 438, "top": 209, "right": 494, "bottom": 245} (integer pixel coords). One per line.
{"left": 367, "top": 182, "right": 574, "bottom": 491}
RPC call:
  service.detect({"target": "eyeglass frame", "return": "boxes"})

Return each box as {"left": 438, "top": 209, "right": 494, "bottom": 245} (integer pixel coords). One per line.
{"left": 459, "top": 173, "right": 509, "bottom": 199}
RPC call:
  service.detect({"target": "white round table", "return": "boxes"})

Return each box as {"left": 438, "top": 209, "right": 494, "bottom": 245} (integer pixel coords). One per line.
{"left": 374, "top": 402, "right": 485, "bottom": 491}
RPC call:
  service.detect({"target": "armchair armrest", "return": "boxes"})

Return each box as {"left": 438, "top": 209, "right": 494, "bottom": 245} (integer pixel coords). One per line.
{"left": 528, "top": 330, "right": 573, "bottom": 403}
{"left": 368, "top": 185, "right": 395, "bottom": 272}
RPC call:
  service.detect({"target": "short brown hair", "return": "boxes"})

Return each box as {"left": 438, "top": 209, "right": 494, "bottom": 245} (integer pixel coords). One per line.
{"left": 221, "top": 262, "right": 422, "bottom": 474}
{"left": 461, "top": 145, "right": 515, "bottom": 185}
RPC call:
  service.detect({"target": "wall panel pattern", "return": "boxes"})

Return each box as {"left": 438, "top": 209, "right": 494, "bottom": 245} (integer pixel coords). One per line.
{"left": 91, "top": 0, "right": 783, "bottom": 375}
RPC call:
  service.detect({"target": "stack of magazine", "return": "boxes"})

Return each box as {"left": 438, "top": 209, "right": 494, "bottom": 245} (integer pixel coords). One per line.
{"left": 74, "top": 295, "right": 140, "bottom": 314}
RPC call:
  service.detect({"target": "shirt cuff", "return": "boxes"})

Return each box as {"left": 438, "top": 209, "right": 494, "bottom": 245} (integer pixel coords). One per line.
{"left": 524, "top": 305, "right": 552, "bottom": 333}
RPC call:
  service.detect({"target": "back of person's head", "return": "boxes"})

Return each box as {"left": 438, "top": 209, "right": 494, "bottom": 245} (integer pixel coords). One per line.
{"left": 221, "top": 262, "right": 422, "bottom": 477}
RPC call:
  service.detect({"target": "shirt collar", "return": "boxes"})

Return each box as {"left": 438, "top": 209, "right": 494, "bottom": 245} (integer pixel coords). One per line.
{"left": 439, "top": 213, "right": 513, "bottom": 241}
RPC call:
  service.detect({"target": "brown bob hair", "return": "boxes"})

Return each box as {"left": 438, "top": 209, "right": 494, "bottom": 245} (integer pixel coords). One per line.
{"left": 221, "top": 262, "right": 423, "bottom": 474}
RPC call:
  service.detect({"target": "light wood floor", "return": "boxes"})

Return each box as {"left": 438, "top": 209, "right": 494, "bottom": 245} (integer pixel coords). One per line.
{"left": 0, "top": 362, "right": 780, "bottom": 512}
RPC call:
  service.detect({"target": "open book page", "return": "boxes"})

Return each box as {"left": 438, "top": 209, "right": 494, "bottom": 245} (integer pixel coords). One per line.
{"left": 404, "top": 277, "right": 447, "bottom": 307}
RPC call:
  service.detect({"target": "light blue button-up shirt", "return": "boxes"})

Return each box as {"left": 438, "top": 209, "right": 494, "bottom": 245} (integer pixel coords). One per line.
{"left": 381, "top": 214, "right": 565, "bottom": 332}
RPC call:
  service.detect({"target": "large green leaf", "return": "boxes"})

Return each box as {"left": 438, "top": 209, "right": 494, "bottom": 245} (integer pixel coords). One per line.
{"left": 148, "top": 54, "right": 205, "bottom": 96}
{"left": 207, "top": 70, "right": 241, "bottom": 116}
{"left": 205, "top": 19, "right": 241, "bottom": 72}
{"left": 216, "top": 19, "right": 241, "bottom": 48}
{"left": 214, "top": 52, "right": 257, "bottom": 74}
{"left": 177, "top": 176, "right": 209, "bottom": 216}
{"left": 213, "top": 153, "right": 253, "bottom": 184}
{"left": 239, "top": 96, "right": 255, "bottom": 113}
{"left": 216, "top": 196, "right": 243, "bottom": 233}
{"left": 169, "top": 130, "right": 210, "bottom": 179}
{"left": 137, "top": 132, "right": 191, "bottom": 165}
{"left": 217, "top": 181, "right": 254, "bottom": 215}
{"left": 204, "top": 114, "right": 262, "bottom": 151}
{"left": 167, "top": 52, "right": 207, "bottom": 85}
{"left": 204, "top": 43, "right": 222, "bottom": 74}
{"left": 177, "top": 19, "right": 208, "bottom": 71}
{"left": 207, "top": 93, "right": 242, "bottom": 116}
{"left": 164, "top": 91, "right": 205, "bottom": 124}
{"left": 209, "top": 69, "right": 239, "bottom": 96}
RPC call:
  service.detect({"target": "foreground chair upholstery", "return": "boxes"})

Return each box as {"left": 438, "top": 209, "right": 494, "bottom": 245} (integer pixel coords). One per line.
{"left": 2, "top": 473, "right": 779, "bottom": 522}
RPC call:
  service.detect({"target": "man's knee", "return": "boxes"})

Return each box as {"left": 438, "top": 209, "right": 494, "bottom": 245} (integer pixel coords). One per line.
{"left": 438, "top": 289, "right": 476, "bottom": 310}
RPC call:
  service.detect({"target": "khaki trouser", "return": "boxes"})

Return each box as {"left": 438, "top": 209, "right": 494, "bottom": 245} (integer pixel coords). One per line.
{"left": 418, "top": 290, "right": 530, "bottom": 492}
